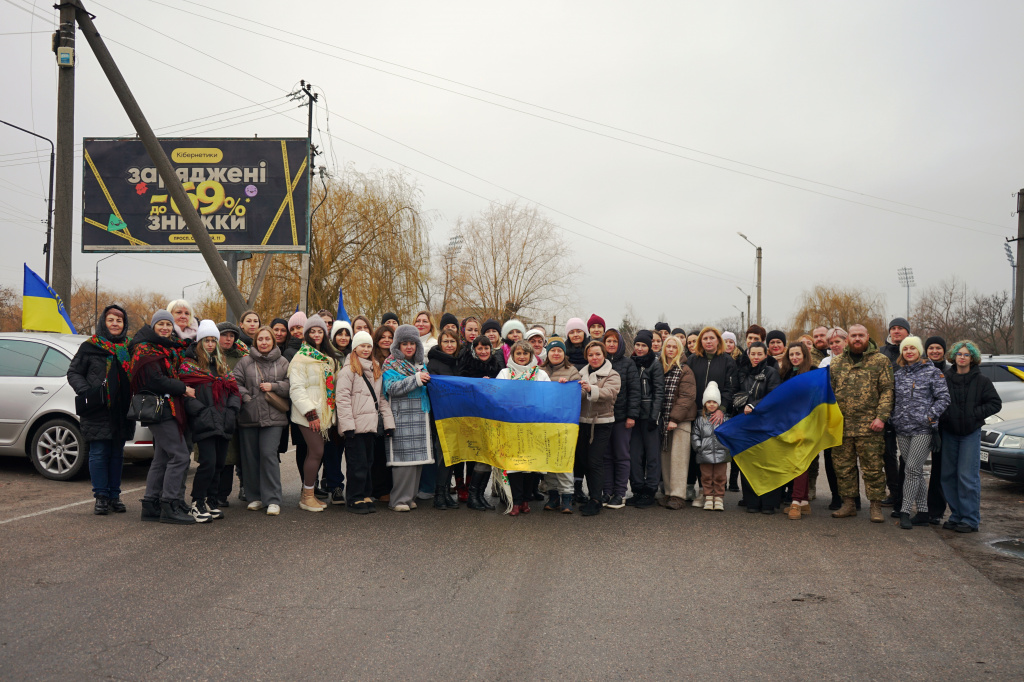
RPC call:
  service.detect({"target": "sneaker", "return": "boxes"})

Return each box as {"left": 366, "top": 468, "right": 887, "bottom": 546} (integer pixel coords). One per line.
{"left": 685, "top": 484, "right": 695, "bottom": 501}
{"left": 266, "top": 504, "right": 280, "bottom": 516}
{"left": 692, "top": 494, "right": 705, "bottom": 508}
{"left": 954, "top": 523, "right": 978, "bottom": 533}
{"left": 189, "top": 500, "right": 212, "bottom": 523}
{"left": 415, "top": 491, "right": 433, "bottom": 501}
{"left": 942, "top": 519, "right": 958, "bottom": 530}
{"left": 703, "top": 497, "right": 714, "bottom": 510}
{"left": 331, "top": 487, "right": 346, "bottom": 505}
{"left": 205, "top": 498, "right": 224, "bottom": 520}
{"left": 635, "top": 491, "right": 656, "bottom": 508}
{"left": 313, "top": 485, "right": 328, "bottom": 500}
{"left": 560, "top": 494, "right": 574, "bottom": 514}
{"left": 605, "top": 494, "right": 625, "bottom": 509}
{"left": 713, "top": 497, "right": 724, "bottom": 511}
{"left": 347, "top": 501, "right": 371, "bottom": 515}
{"left": 409, "top": 500, "right": 417, "bottom": 509}
{"left": 580, "top": 499, "right": 602, "bottom": 516}
{"left": 247, "top": 500, "right": 264, "bottom": 511}
{"left": 392, "top": 503, "right": 411, "bottom": 512}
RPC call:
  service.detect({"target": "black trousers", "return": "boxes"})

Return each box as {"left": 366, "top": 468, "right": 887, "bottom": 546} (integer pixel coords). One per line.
{"left": 927, "top": 438, "right": 947, "bottom": 519}
{"left": 884, "top": 425, "right": 903, "bottom": 505}
{"left": 192, "top": 436, "right": 229, "bottom": 502}
{"left": 575, "top": 423, "right": 612, "bottom": 498}
{"left": 370, "top": 434, "right": 392, "bottom": 498}
{"left": 728, "top": 462, "right": 740, "bottom": 489}
{"left": 508, "top": 472, "right": 537, "bottom": 505}
{"left": 291, "top": 423, "right": 309, "bottom": 478}
{"left": 741, "top": 476, "right": 782, "bottom": 511}
{"left": 345, "top": 433, "right": 375, "bottom": 505}
{"left": 823, "top": 447, "right": 841, "bottom": 500}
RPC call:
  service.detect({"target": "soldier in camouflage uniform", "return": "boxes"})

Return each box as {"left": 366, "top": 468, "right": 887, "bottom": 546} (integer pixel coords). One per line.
{"left": 829, "top": 324, "right": 894, "bottom": 522}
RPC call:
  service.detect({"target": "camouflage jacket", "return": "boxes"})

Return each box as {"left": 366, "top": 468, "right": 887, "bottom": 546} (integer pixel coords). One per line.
{"left": 830, "top": 340, "right": 895, "bottom": 437}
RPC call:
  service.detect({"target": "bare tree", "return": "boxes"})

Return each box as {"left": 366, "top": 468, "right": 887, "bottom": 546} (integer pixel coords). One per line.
{"left": 790, "top": 284, "right": 887, "bottom": 342}
{"left": 454, "top": 201, "right": 578, "bottom": 323}
{"left": 0, "top": 284, "right": 20, "bottom": 332}
{"left": 913, "top": 277, "right": 1012, "bottom": 353}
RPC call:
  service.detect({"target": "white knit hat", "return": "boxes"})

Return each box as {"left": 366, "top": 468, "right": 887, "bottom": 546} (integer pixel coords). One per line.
{"left": 525, "top": 328, "right": 544, "bottom": 341}
{"left": 352, "top": 330, "right": 373, "bottom": 350}
{"left": 196, "top": 319, "right": 220, "bottom": 343}
{"left": 702, "top": 381, "right": 722, "bottom": 405}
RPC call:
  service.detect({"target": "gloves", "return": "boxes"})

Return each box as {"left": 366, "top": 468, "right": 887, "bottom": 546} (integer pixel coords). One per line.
{"left": 385, "top": 428, "right": 395, "bottom": 438}
{"left": 343, "top": 430, "right": 354, "bottom": 439}
{"left": 647, "top": 420, "right": 660, "bottom": 432}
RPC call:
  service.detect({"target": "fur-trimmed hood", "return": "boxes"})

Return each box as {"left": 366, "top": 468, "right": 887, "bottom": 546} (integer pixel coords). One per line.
{"left": 390, "top": 324, "right": 424, "bottom": 365}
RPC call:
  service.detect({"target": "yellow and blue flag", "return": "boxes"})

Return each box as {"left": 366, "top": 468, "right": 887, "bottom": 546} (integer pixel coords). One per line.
{"left": 715, "top": 368, "right": 842, "bottom": 496}
{"left": 426, "top": 375, "right": 580, "bottom": 472}
{"left": 22, "top": 264, "right": 75, "bottom": 334}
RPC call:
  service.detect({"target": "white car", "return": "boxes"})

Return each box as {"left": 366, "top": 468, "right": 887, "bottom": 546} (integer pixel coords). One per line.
{"left": 0, "top": 332, "right": 154, "bottom": 480}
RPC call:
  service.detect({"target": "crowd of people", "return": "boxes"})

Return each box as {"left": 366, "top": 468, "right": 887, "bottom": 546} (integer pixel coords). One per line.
{"left": 67, "top": 302, "right": 1001, "bottom": 532}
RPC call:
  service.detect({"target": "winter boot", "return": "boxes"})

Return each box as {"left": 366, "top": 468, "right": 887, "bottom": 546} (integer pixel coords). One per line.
{"left": 299, "top": 488, "right": 324, "bottom": 512}
{"left": 869, "top": 501, "right": 885, "bottom": 523}
{"left": 466, "top": 471, "right": 491, "bottom": 511}
{"left": 899, "top": 512, "right": 913, "bottom": 530}
{"left": 108, "top": 497, "right": 126, "bottom": 513}
{"left": 159, "top": 499, "right": 196, "bottom": 525}
{"left": 560, "top": 494, "right": 574, "bottom": 513}
{"left": 544, "top": 490, "right": 561, "bottom": 511}
{"left": 93, "top": 496, "right": 109, "bottom": 515}
{"left": 140, "top": 497, "right": 161, "bottom": 522}
{"left": 573, "top": 479, "right": 588, "bottom": 505}
{"left": 910, "top": 512, "right": 931, "bottom": 526}
{"left": 434, "top": 479, "right": 447, "bottom": 510}
{"left": 831, "top": 497, "right": 858, "bottom": 518}
{"left": 635, "top": 487, "right": 656, "bottom": 508}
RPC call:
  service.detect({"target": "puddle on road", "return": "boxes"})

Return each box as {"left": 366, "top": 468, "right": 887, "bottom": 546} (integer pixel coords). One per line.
{"left": 990, "top": 538, "right": 1024, "bottom": 559}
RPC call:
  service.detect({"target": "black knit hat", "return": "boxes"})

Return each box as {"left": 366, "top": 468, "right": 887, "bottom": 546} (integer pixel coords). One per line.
{"left": 270, "top": 317, "right": 289, "bottom": 329}
{"left": 440, "top": 312, "right": 458, "bottom": 329}
{"left": 671, "top": 328, "right": 685, "bottom": 336}
{"left": 766, "top": 330, "right": 787, "bottom": 346}
{"left": 888, "top": 317, "right": 911, "bottom": 333}
{"left": 925, "top": 335, "right": 947, "bottom": 352}
{"left": 634, "top": 329, "right": 654, "bottom": 347}
{"left": 381, "top": 312, "right": 399, "bottom": 325}
{"left": 654, "top": 322, "right": 670, "bottom": 333}
{"left": 482, "top": 318, "right": 501, "bottom": 334}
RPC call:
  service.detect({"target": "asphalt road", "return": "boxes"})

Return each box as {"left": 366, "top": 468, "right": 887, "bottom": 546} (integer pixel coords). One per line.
{"left": 1, "top": 454, "right": 1023, "bottom": 681}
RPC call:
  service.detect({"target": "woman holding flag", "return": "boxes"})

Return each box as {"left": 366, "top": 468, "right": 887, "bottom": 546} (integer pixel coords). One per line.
{"left": 67, "top": 304, "right": 135, "bottom": 515}
{"left": 497, "top": 339, "right": 551, "bottom": 515}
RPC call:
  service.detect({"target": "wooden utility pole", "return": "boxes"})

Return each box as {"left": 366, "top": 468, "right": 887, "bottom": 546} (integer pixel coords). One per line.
{"left": 51, "top": 2, "right": 77, "bottom": 303}
{"left": 73, "top": 2, "right": 247, "bottom": 316}
{"left": 1014, "top": 190, "right": 1024, "bottom": 354}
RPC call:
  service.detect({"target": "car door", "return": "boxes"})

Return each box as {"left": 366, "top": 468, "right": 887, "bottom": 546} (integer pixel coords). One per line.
{"left": 0, "top": 340, "right": 70, "bottom": 447}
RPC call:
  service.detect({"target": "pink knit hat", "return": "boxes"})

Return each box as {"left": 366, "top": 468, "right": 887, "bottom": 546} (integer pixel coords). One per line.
{"left": 288, "top": 311, "right": 307, "bottom": 329}
{"left": 564, "top": 317, "right": 586, "bottom": 336}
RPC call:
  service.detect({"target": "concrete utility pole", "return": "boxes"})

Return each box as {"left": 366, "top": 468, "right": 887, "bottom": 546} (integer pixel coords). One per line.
{"left": 73, "top": 2, "right": 247, "bottom": 316}
{"left": 51, "top": 2, "right": 77, "bottom": 303}
{"left": 295, "top": 80, "right": 318, "bottom": 313}
{"left": 1014, "top": 190, "right": 1024, "bottom": 354}
{"left": 737, "top": 233, "right": 762, "bottom": 325}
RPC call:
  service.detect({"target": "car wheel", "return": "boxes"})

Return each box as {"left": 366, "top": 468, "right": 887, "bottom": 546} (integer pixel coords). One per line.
{"left": 29, "top": 418, "right": 85, "bottom": 481}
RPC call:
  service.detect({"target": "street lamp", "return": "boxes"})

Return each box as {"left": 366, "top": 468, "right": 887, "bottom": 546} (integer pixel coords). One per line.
{"left": 1, "top": 119, "right": 55, "bottom": 282}
{"left": 732, "top": 304, "right": 745, "bottom": 331}
{"left": 182, "top": 280, "right": 206, "bottom": 300}
{"left": 94, "top": 254, "right": 116, "bottom": 333}
{"left": 736, "top": 286, "right": 751, "bottom": 328}
{"left": 1006, "top": 243, "right": 1016, "bottom": 316}
{"left": 737, "top": 232, "right": 762, "bottom": 325}
{"left": 897, "top": 267, "right": 915, "bottom": 320}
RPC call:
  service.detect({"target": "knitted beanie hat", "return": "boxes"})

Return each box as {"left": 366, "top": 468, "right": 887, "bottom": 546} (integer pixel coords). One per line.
{"left": 440, "top": 312, "right": 459, "bottom": 329}
{"left": 501, "top": 319, "right": 527, "bottom": 340}
{"left": 702, "top": 381, "right": 722, "bottom": 405}
{"left": 654, "top": 322, "right": 671, "bottom": 333}
{"left": 564, "top": 317, "right": 586, "bottom": 336}
{"left": 889, "top": 317, "right": 911, "bottom": 333}
{"left": 151, "top": 309, "right": 174, "bottom": 327}
{"left": 525, "top": 328, "right": 544, "bottom": 341}
{"left": 288, "top": 311, "right": 307, "bottom": 329}
{"left": 482, "top": 319, "right": 501, "bottom": 335}
{"left": 587, "top": 314, "right": 606, "bottom": 329}
{"left": 722, "top": 331, "right": 737, "bottom": 343}
{"left": 352, "top": 330, "right": 373, "bottom": 349}
{"left": 196, "top": 319, "right": 220, "bottom": 342}
{"left": 925, "top": 335, "right": 947, "bottom": 352}
{"left": 634, "top": 330, "right": 654, "bottom": 347}
{"left": 331, "top": 320, "right": 353, "bottom": 339}
{"left": 381, "top": 312, "right": 399, "bottom": 326}
{"left": 899, "top": 336, "right": 925, "bottom": 358}
{"left": 766, "top": 330, "right": 787, "bottom": 347}
{"left": 303, "top": 314, "right": 328, "bottom": 335}
{"left": 546, "top": 337, "right": 567, "bottom": 353}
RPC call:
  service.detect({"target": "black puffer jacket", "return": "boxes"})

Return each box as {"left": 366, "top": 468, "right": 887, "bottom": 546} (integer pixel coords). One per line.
{"left": 126, "top": 325, "right": 189, "bottom": 424}
{"left": 66, "top": 305, "right": 135, "bottom": 442}
{"left": 739, "top": 360, "right": 781, "bottom": 410}
{"left": 608, "top": 341, "right": 641, "bottom": 422}
{"left": 632, "top": 352, "right": 665, "bottom": 423}
{"left": 687, "top": 352, "right": 739, "bottom": 414}
{"left": 282, "top": 336, "right": 303, "bottom": 361}
{"left": 181, "top": 344, "right": 241, "bottom": 441}
{"left": 566, "top": 337, "right": 589, "bottom": 370}
{"left": 457, "top": 347, "right": 502, "bottom": 379}
{"left": 940, "top": 365, "right": 1001, "bottom": 436}
{"left": 427, "top": 346, "right": 459, "bottom": 377}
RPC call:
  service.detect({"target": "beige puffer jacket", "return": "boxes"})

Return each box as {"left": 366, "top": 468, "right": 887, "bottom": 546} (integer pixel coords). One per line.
{"left": 579, "top": 359, "right": 621, "bottom": 425}
{"left": 336, "top": 358, "right": 396, "bottom": 435}
{"left": 542, "top": 362, "right": 582, "bottom": 383}
{"left": 288, "top": 348, "right": 337, "bottom": 428}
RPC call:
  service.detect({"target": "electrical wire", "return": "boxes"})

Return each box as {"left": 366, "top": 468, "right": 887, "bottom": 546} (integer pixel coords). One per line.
{"left": 146, "top": 0, "right": 1008, "bottom": 232}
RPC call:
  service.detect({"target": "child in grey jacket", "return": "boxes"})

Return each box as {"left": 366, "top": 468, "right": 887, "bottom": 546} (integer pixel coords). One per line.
{"left": 691, "top": 381, "right": 730, "bottom": 511}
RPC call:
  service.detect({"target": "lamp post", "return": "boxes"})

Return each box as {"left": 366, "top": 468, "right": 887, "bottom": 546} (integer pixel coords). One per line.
{"left": 736, "top": 286, "right": 751, "bottom": 328}
{"left": 732, "top": 304, "right": 744, "bottom": 332}
{"left": 0, "top": 119, "right": 55, "bottom": 282}
{"left": 737, "top": 232, "right": 762, "bottom": 325}
{"left": 897, "top": 267, "right": 915, "bottom": 320}
{"left": 182, "top": 280, "right": 206, "bottom": 301}
{"left": 1006, "top": 242, "right": 1016, "bottom": 319}
{"left": 94, "top": 254, "right": 116, "bottom": 333}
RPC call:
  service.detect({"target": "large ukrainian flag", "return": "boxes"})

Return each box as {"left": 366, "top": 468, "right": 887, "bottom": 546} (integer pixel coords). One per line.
{"left": 426, "top": 375, "right": 580, "bottom": 472}
{"left": 715, "top": 368, "right": 842, "bottom": 496}
{"left": 22, "top": 264, "right": 75, "bottom": 334}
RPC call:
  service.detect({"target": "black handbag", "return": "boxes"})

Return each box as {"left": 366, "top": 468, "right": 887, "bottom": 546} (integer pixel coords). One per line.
{"left": 126, "top": 392, "right": 166, "bottom": 425}
{"left": 74, "top": 381, "right": 108, "bottom": 417}
{"left": 734, "top": 373, "right": 763, "bottom": 411}
{"left": 360, "top": 374, "right": 385, "bottom": 437}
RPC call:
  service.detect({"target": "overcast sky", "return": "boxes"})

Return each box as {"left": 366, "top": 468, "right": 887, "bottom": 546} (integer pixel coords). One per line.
{"left": 2, "top": 0, "right": 1021, "bottom": 333}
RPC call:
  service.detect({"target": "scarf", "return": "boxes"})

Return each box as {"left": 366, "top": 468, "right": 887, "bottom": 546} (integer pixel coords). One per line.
{"left": 661, "top": 366, "right": 681, "bottom": 426}
{"left": 178, "top": 357, "right": 241, "bottom": 409}
{"left": 504, "top": 358, "right": 540, "bottom": 381}
{"left": 224, "top": 339, "right": 249, "bottom": 358}
{"left": 87, "top": 335, "right": 131, "bottom": 408}
{"left": 296, "top": 343, "right": 336, "bottom": 435}
{"left": 127, "top": 338, "right": 188, "bottom": 434}
{"left": 383, "top": 354, "right": 430, "bottom": 413}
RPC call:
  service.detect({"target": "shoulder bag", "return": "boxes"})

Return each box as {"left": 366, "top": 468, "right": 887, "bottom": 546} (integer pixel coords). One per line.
{"left": 126, "top": 391, "right": 166, "bottom": 425}
{"left": 360, "top": 373, "right": 386, "bottom": 437}
{"left": 255, "top": 362, "right": 290, "bottom": 414}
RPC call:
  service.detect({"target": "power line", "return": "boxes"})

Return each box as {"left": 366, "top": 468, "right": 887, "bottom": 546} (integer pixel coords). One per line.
{"left": 145, "top": 0, "right": 1008, "bottom": 233}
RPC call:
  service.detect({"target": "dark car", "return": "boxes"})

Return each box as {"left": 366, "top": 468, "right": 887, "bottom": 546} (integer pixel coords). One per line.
{"left": 979, "top": 418, "right": 1024, "bottom": 483}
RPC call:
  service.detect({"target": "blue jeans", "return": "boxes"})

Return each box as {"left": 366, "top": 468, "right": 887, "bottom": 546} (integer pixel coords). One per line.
{"left": 940, "top": 429, "right": 982, "bottom": 528}
{"left": 89, "top": 438, "right": 125, "bottom": 499}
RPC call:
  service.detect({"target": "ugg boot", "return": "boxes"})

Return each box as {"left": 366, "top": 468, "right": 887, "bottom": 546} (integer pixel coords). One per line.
{"left": 787, "top": 502, "right": 802, "bottom": 520}
{"left": 299, "top": 488, "right": 324, "bottom": 512}
{"left": 869, "top": 501, "right": 884, "bottom": 523}
{"left": 831, "top": 497, "right": 858, "bottom": 518}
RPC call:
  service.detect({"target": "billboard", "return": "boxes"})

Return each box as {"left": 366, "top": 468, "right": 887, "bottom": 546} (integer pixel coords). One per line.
{"left": 81, "top": 137, "right": 310, "bottom": 253}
